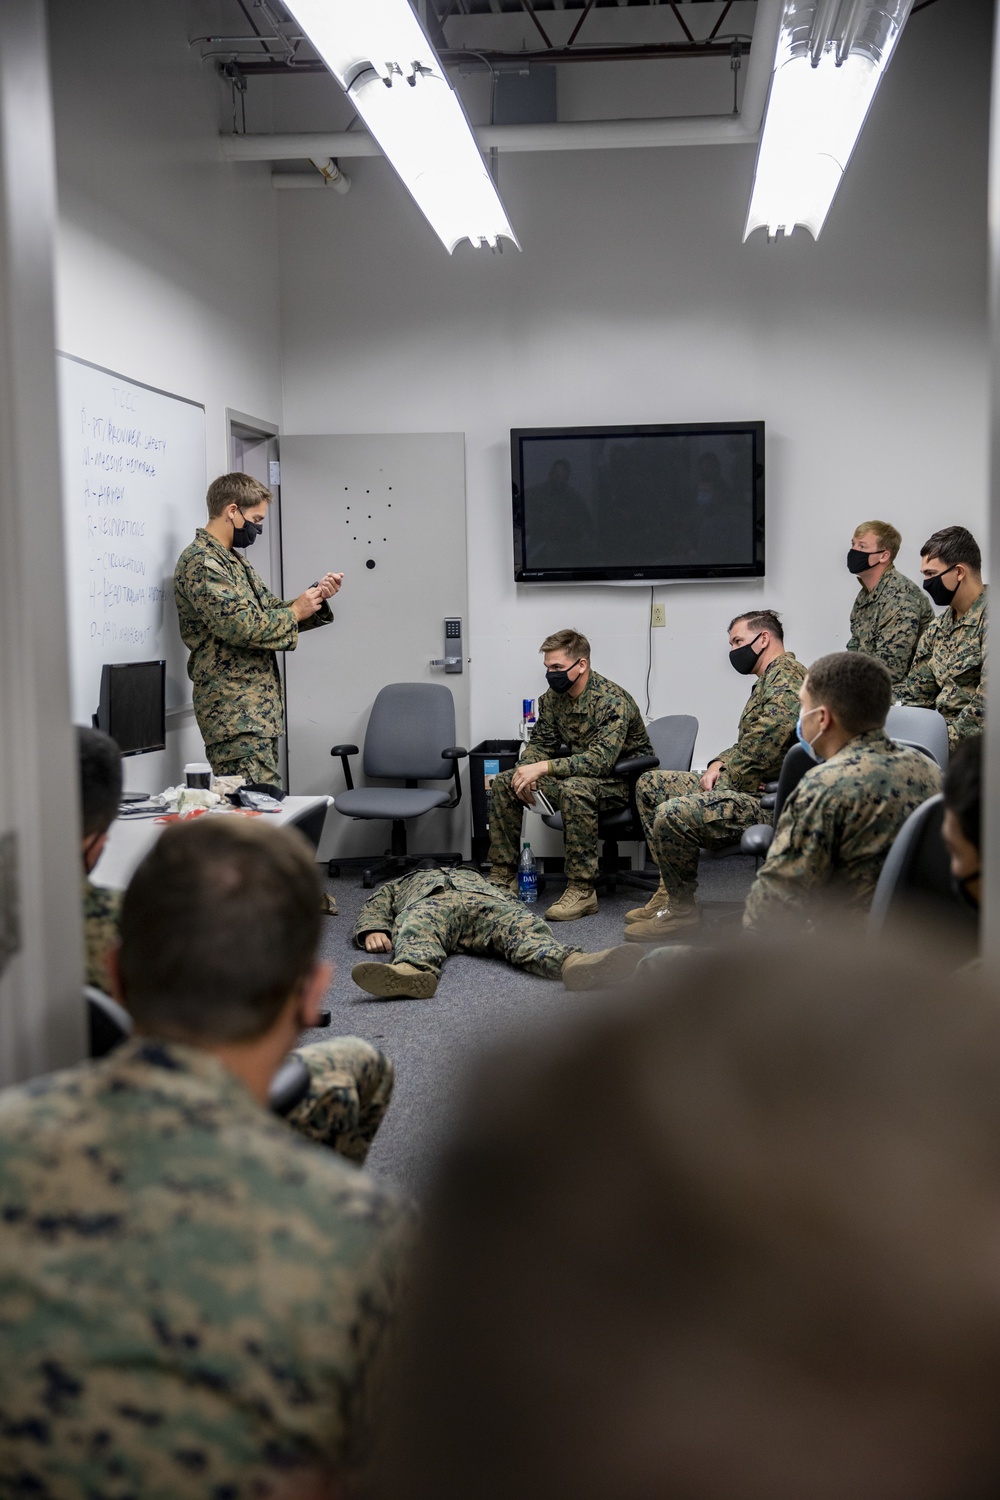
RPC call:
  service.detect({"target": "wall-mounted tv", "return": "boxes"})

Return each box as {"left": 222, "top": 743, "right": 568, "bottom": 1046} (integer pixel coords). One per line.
{"left": 511, "top": 422, "right": 765, "bottom": 584}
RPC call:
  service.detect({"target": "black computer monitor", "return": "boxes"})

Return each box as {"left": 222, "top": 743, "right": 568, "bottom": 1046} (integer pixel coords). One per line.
{"left": 94, "top": 660, "right": 166, "bottom": 756}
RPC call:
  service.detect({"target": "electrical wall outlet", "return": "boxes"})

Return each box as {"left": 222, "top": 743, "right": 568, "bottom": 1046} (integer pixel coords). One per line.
{"left": 651, "top": 604, "right": 666, "bottom": 628}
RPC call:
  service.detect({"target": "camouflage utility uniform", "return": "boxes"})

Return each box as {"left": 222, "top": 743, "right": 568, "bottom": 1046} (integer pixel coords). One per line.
{"left": 81, "top": 877, "right": 388, "bottom": 1157}
{"left": 488, "top": 671, "right": 653, "bottom": 885}
{"left": 743, "top": 729, "right": 942, "bottom": 930}
{"left": 84, "top": 877, "right": 121, "bottom": 992}
{"left": 847, "top": 564, "right": 934, "bottom": 683}
{"left": 355, "top": 866, "right": 578, "bottom": 979}
{"left": 897, "top": 587, "right": 987, "bottom": 750}
{"left": 173, "top": 528, "right": 333, "bottom": 787}
{"left": 0, "top": 1038, "right": 412, "bottom": 1497}
{"left": 636, "top": 652, "right": 806, "bottom": 901}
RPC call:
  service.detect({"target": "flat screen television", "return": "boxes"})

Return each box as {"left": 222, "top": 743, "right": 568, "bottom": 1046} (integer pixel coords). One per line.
{"left": 511, "top": 422, "right": 765, "bottom": 583}
{"left": 94, "top": 660, "right": 166, "bottom": 755}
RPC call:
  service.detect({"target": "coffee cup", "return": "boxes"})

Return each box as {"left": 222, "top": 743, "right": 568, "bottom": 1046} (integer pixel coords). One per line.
{"left": 184, "top": 762, "right": 212, "bottom": 790}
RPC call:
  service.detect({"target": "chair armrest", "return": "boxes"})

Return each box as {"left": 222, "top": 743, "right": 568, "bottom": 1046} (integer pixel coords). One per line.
{"left": 762, "top": 780, "right": 779, "bottom": 794}
{"left": 740, "top": 824, "right": 774, "bottom": 858}
{"left": 442, "top": 747, "right": 467, "bottom": 808}
{"left": 759, "top": 793, "right": 777, "bottom": 812}
{"left": 612, "top": 753, "right": 660, "bottom": 780}
{"left": 330, "top": 743, "right": 359, "bottom": 792}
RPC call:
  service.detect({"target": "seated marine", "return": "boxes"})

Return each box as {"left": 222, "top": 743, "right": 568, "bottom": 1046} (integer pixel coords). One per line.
{"left": 352, "top": 864, "right": 645, "bottom": 1000}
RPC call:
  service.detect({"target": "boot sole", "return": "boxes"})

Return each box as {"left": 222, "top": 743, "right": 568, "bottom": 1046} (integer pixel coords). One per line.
{"left": 624, "top": 911, "right": 702, "bottom": 943}
{"left": 562, "top": 946, "right": 645, "bottom": 991}
{"left": 352, "top": 962, "right": 438, "bottom": 999}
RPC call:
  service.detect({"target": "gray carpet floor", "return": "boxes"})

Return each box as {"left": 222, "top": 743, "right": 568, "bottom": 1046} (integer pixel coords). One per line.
{"left": 300, "top": 854, "right": 759, "bottom": 1197}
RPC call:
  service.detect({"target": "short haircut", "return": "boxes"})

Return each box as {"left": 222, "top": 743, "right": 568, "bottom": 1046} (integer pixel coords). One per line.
{"left": 728, "top": 609, "right": 783, "bottom": 642}
{"left": 944, "top": 733, "right": 982, "bottom": 851}
{"left": 540, "top": 629, "right": 591, "bottom": 662}
{"left": 805, "top": 651, "right": 891, "bottom": 736}
{"left": 380, "top": 935, "right": 1000, "bottom": 1500}
{"left": 853, "top": 520, "right": 901, "bottom": 561}
{"left": 921, "top": 526, "right": 982, "bottom": 573}
{"left": 118, "top": 818, "right": 321, "bottom": 1043}
{"left": 77, "top": 726, "right": 123, "bottom": 839}
{"left": 205, "top": 472, "right": 272, "bottom": 519}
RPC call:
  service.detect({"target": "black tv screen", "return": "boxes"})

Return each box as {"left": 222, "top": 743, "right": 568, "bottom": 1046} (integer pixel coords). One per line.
{"left": 512, "top": 422, "right": 765, "bottom": 583}
{"left": 95, "top": 660, "right": 166, "bottom": 756}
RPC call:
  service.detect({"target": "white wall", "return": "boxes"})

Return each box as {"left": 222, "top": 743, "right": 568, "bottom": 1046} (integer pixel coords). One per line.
{"left": 48, "top": 0, "right": 283, "bottom": 787}
{"left": 276, "top": 0, "right": 989, "bottom": 767}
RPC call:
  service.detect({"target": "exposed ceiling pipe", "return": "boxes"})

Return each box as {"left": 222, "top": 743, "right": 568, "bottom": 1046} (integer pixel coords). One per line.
{"left": 222, "top": 0, "right": 781, "bottom": 166}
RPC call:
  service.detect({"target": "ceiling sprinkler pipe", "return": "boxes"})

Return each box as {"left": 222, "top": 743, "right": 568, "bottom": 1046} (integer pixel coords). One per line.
{"left": 308, "top": 157, "right": 351, "bottom": 192}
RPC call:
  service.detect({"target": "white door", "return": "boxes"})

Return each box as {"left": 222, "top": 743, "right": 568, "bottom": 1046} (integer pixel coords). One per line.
{"left": 280, "top": 433, "right": 470, "bottom": 863}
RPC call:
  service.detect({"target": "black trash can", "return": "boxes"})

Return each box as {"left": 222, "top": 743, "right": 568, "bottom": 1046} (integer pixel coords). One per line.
{"left": 469, "top": 739, "right": 521, "bottom": 866}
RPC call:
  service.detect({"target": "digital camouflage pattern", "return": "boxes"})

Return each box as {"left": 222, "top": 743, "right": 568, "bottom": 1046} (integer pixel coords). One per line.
{"left": 706, "top": 651, "right": 807, "bottom": 793}
{"left": 355, "top": 866, "right": 578, "bottom": 979}
{"left": 173, "top": 528, "right": 332, "bottom": 784}
{"left": 847, "top": 564, "right": 934, "bottom": 683}
{"left": 488, "top": 670, "right": 652, "bottom": 883}
{"left": 897, "top": 587, "right": 987, "bottom": 749}
{"left": 636, "top": 770, "right": 762, "bottom": 900}
{"left": 743, "top": 729, "right": 942, "bottom": 930}
{"left": 208, "top": 733, "right": 281, "bottom": 787}
{"left": 286, "top": 1037, "right": 394, "bottom": 1164}
{"left": 0, "top": 1038, "right": 412, "bottom": 1498}
{"left": 83, "top": 877, "right": 121, "bottom": 992}
{"left": 632, "top": 652, "right": 806, "bottom": 899}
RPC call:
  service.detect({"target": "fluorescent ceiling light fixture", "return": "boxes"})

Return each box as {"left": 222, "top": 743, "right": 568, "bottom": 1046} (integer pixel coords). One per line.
{"left": 281, "top": 0, "right": 519, "bottom": 254}
{"left": 745, "top": 0, "right": 914, "bottom": 242}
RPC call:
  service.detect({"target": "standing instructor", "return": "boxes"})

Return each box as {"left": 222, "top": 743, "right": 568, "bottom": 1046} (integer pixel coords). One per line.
{"left": 174, "top": 472, "right": 342, "bottom": 788}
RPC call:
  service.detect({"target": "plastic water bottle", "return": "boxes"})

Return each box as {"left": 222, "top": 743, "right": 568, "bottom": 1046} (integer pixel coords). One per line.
{"left": 518, "top": 842, "right": 538, "bottom": 904}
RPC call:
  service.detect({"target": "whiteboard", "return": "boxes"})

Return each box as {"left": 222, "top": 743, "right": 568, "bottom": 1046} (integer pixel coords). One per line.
{"left": 57, "top": 354, "right": 207, "bottom": 722}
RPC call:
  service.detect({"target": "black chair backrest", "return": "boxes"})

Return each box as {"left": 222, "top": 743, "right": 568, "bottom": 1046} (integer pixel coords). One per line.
{"left": 869, "top": 795, "right": 976, "bottom": 952}
{"left": 771, "top": 744, "right": 815, "bottom": 826}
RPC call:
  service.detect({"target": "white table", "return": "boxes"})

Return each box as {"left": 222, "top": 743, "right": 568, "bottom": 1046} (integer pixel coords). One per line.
{"left": 91, "top": 795, "right": 333, "bottom": 891}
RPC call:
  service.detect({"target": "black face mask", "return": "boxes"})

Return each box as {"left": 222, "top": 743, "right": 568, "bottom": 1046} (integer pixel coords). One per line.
{"left": 950, "top": 869, "right": 980, "bottom": 911}
{"left": 923, "top": 566, "right": 959, "bottom": 607}
{"left": 545, "top": 660, "right": 580, "bottom": 695}
{"left": 847, "top": 548, "right": 877, "bottom": 575}
{"left": 232, "top": 510, "right": 262, "bottom": 548}
{"left": 729, "top": 632, "right": 764, "bottom": 676}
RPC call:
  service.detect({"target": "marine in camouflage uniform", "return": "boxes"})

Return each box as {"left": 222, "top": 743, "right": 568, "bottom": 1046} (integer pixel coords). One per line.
{"left": 354, "top": 866, "right": 579, "bottom": 980}
{"left": 897, "top": 587, "right": 987, "bottom": 750}
{"left": 743, "top": 729, "right": 942, "bottom": 929}
{"left": 173, "top": 528, "right": 333, "bottom": 787}
{"left": 488, "top": 671, "right": 653, "bottom": 885}
{"left": 83, "top": 877, "right": 121, "bottom": 992}
{"left": 847, "top": 564, "right": 934, "bottom": 684}
{"left": 635, "top": 652, "right": 807, "bottom": 903}
{"left": 0, "top": 1037, "right": 411, "bottom": 1498}
{"left": 82, "top": 875, "right": 386, "bottom": 1157}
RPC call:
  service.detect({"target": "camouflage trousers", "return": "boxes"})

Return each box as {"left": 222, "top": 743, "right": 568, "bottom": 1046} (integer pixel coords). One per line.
{"left": 286, "top": 1037, "right": 394, "bottom": 1165}
{"left": 636, "top": 769, "right": 761, "bottom": 900}
{"left": 488, "top": 770, "right": 628, "bottom": 884}
{"left": 207, "top": 733, "right": 282, "bottom": 789}
{"left": 392, "top": 891, "right": 578, "bottom": 979}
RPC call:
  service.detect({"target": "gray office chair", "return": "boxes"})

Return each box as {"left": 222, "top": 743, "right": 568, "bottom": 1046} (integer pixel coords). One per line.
{"left": 331, "top": 682, "right": 468, "bottom": 888}
{"left": 868, "top": 794, "right": 976, "bottom": 952}
{"left": 740, "top": 744, "right": 815, "bottom": 861}
{"left": 885, "top": 705, "right": 949, "bottom": 768}
{"left": 540, "top": 714, "right": 698, "bottom": 894}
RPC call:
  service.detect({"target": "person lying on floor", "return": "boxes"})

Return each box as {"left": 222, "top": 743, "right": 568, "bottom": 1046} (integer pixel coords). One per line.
{"left": 352, "top": 864, "right": 644, "bottom": 999}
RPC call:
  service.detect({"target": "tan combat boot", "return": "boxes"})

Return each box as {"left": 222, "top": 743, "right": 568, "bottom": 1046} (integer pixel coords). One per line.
{"left": 624, "top": 898, "right": 701, "bottom": 943}
{"left": 561, "top": 945, "right": 645, "bottom": 991}
{"left": 545, "top": 882, "right": 598, "bottom": 921}
{"left": 351, "top": 961, "right": 438, "bottom": 999}
{"left": 625, "top": 882, "right": 669, "bottom": 923}
{"left": 488, "top": 865, "right": 517, "bottom": 894}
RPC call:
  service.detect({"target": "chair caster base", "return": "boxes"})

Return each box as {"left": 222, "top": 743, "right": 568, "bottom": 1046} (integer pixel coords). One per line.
{"left": 327, "top": 861, "right": 341, "bottom": 879}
